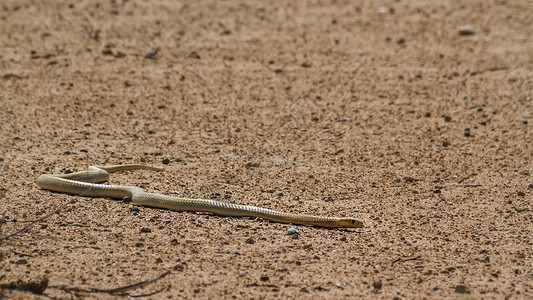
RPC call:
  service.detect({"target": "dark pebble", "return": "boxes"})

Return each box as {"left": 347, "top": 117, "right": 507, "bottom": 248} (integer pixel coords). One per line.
{"left": 443, "top": 141, "right": 450, "bottom": 147}
{"left": 155, "top": 258, "right": 163, "bottom": 264}
{"left": 162, "top": 158, "right": 170, "bottom": 165}
{"left": 260, "top": 275, "right": 269, "bottom": 281}
{"left": 171, "top": 238, "right": 178, "bottom": 245}
{"left": 15, "top": 257, "right": 28, "bottom": 265}
{"left": 425, "top": 112, "right": 431, "bottom": 117}
{"left": 64, "top": 150, "right": 71, "bottom": 155}
{"left": 140, "top": 226, "right": 151, "bottom": 233}
{"left": 135, "top": 241, "right": 143, "bottom": 247}
{"left": 245, "top": 237, "right": 255, "bottom": 244}
{"left": 373, "top": 281, "right": 382, "bottom": 290}
{"left": 444, "top": 115, "right": 452, "bottom": 122}
{"left": 245, "top": 161, "right": 260, "bottom": 168}
{"left": 517, "top": 191, "right": 525, "bottom": 197}
{"left": 455, "top": 284, "right": 470, "bottom": 294}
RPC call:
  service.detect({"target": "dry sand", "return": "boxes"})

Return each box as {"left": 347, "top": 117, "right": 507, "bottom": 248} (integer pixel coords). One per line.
{"left": 1, "top": 0, "right": 532, "bottom": 298}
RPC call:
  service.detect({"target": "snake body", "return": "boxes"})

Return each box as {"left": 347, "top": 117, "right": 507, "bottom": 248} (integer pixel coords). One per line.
{"left": 36, "top": 165, "right": 363, "bottom": 228}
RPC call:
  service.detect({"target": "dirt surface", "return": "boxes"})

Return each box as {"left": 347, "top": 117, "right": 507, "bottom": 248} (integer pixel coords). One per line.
{"left": 1, "top": 0, "right": 532, "bottom": 299}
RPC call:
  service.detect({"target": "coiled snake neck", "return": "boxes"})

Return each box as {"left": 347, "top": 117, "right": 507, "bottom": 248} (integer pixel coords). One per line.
{"left": 36, "top": 165, "right": 363, "bottom": 228}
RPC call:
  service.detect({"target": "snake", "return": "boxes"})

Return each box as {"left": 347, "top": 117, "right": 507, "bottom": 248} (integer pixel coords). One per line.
{"left": 36, "top": 165, "right": 363, "bottom": 228}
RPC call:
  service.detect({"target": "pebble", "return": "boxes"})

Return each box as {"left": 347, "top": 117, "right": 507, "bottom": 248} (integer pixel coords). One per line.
{"left": 135, "top": 241, "right": 143, "bottom": 247}
{"left": 15, "top": 257, "right": 28, "bottom": 265}
{"left": 145, "top": 47, "right": 159, "bottom": 59}
{"left": 517, "top": 191, "right": 525, "bottom": 197}
{"left": 245, "top": 161, "right": 260, "bottom": 168}
{"left": 444, "top": 115, "right": 452, "bottom": 122}
{"left": 455, "top": 284, "right": 470, "bottom": 294}
{"left": 458, "top": 25, "right": 475, "bottom": 36}
{"left": 155, "top": 257, "right": 163, "bottom": 264}
{"left": 140, "top": 226, "right": 152, "bottom": 233}
{"left": 245, "top": 237, "right": 255, "bottom": 244}
{"left": 162, "top": 158, "right": 170, "bottom": 165}
{"left": 287, "top": 228, "right": 300, "bottom": 235}
{"left": 260, "top": 275, "right": 269, "bottom": 281}
{"left": 373, "top": 281, "right": 382, "bottom": 290}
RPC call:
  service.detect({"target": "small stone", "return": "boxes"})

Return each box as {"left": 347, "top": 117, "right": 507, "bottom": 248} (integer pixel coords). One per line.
{"left": 481, "top": 255, "right": 490, "bottom": 262}
{"left": 174, "top": 264, "right": 184, "bottom": 271}
{"left": 15, "top": 257, "right": 28, "bottom": 265}
{"left": 490, "top": 271, "right": 499, "bottom": 278}
{"left": 287, "top": 228, "right": 300, "bottom": 235}
{"left": 170, "top": 238, "right": 178, "bottom": 245}
{"left": 444, "top": 115, "right": 452, "bottom": 122}
{"left": 458, "top": 26, "right": 475, "bottom": 36}
{"left": 135, "top": 241, "right": 143, "bottom": 247}
{"left": 155, "top": 257, "right": 163, "bottom": 264}
{"left": 464, "top": 128, "right": 471, "bottom": 137}
{"left": 245, "top": 162, "right": 260, "bottom": 168}
{"left": 213, "top": 253, "right": 222, "bottom": 257}
{"left": 140, "top": 226, "right": 152, "bottom": 233}
{"left": 373, "top": 281, "right": 382, "bottom": 290}
{"left": 63, "top": 168, "right": 73, "bottom": 174}
{"left": 245, "top": 237, "right": 255, "bottom": 244}
{"left": 145, "top": 47, "right": 159, "bottom": 59}
{"left": 517, "top": 191, "right": 525, "bottom": 197}
{"left": 455, "top": 284, "right": 470, "bottom": 294}
{"left": 442, "top": 140, "right": 450, "bottom": 147}
{"left": 162, "top": 158, "right": 170, "bottom": 165}
{"left": 63, "top": 150, "right": 71, "bottom": 155}
{"left": 260, "top": 275, "right": 269, "bottom": 281}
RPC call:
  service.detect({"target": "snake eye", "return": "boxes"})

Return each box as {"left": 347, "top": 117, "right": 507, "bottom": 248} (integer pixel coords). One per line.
{"left": 351, "top": 220, "right": 355, "bottom": 224}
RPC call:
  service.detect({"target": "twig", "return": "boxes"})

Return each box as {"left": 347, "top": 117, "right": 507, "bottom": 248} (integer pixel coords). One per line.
{"left": 445, "top": 183, "right": 482, "bottom": 187}
{"left": 392, "top": 255, "right": 422, "bottom": 264}
{"left": 50, "top": 270, "right": 171, "bottom": 295}
{"left": 0, "top": 207, "right": 62, "bottom": 242}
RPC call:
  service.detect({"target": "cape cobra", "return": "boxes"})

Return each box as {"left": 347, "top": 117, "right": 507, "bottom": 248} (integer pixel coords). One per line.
{"left": 36, "top": 165, "right": 363, "bottom": 228}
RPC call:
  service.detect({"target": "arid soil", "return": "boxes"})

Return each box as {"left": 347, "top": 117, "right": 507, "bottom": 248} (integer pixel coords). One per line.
{"left": 1, "top": 0, "right": 532, "bottom": 299}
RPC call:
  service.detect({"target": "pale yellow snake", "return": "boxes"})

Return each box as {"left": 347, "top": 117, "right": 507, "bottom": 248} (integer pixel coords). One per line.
{"left": 36, "top": 165, "right": 363, "bottom": 228}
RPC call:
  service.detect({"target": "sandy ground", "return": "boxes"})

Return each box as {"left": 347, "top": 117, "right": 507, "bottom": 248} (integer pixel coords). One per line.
{"left": 1, "top": 0, "right": 532, "bottom": 299}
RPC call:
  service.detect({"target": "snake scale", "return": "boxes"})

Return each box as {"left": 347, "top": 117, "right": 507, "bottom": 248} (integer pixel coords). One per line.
{"left": 36, "top": 165, "right": 363, "bottom": 228}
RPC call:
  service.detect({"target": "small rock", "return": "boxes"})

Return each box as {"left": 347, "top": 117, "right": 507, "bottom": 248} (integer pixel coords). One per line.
{"left": 63, "top": 150, "right": 71, "bottom": 155}
{"left": 444, "top": 115, "right": 452, "bottom": 122}
{"left": 140, "top": 226, "right": 152, "bottom": 233}
{"left": 188, "top": 51, "right": 201, "bottom": 59}
{"left": 135, "top": 241, "right": 143, "bottom": 247}
{"left": 170, "top": 238, "right": 178, "bottom": 245}
{"left": 213, "top": 253, "right": 222, "bottom": 257}
{"left": 455, "top": 284, "right": 470, "bottom": 294}
{"left": 260, "top": 275, "right": 269, "bottom": 281}
{"left": 517, "top": 191, "right": 525, "bottom": 197}
{"left": 162, "top": 158, "right": 170, "bottom": 165}
{"left": 287, "top": 228, "right": 300, "bottom": 235}
{"left": 145, "top": 47, "right": 159, "bottom": 59}
{"left": 155, "top": 257, "right": 163, "bottom": 264}
{"left": 245, "top": 161, "right": 260, "bottom": 168}
{"left": 245, "top": 237, "right": 255, "bottom": 244}
{"left": 458, "top": 26, "right": 475, "bottom": 36}
{"left": 373, "top": 281, "right": 382, "bottom": 290}
{"left": 443, "top": 140, "right": 450, "bottom": 147}
{"left": 15, "top": 257, "right": 28, "bottom": 265}
{"left": 173, "top": 264, "right": 184, "bottom": 271}
{"left": 63, "top": 168, "right": 73, "bottom": 174}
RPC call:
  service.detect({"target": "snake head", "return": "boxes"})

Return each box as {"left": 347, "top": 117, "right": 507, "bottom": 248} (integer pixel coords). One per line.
{"left": 336, "top": 218, "right": 364, "bottom": 228}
